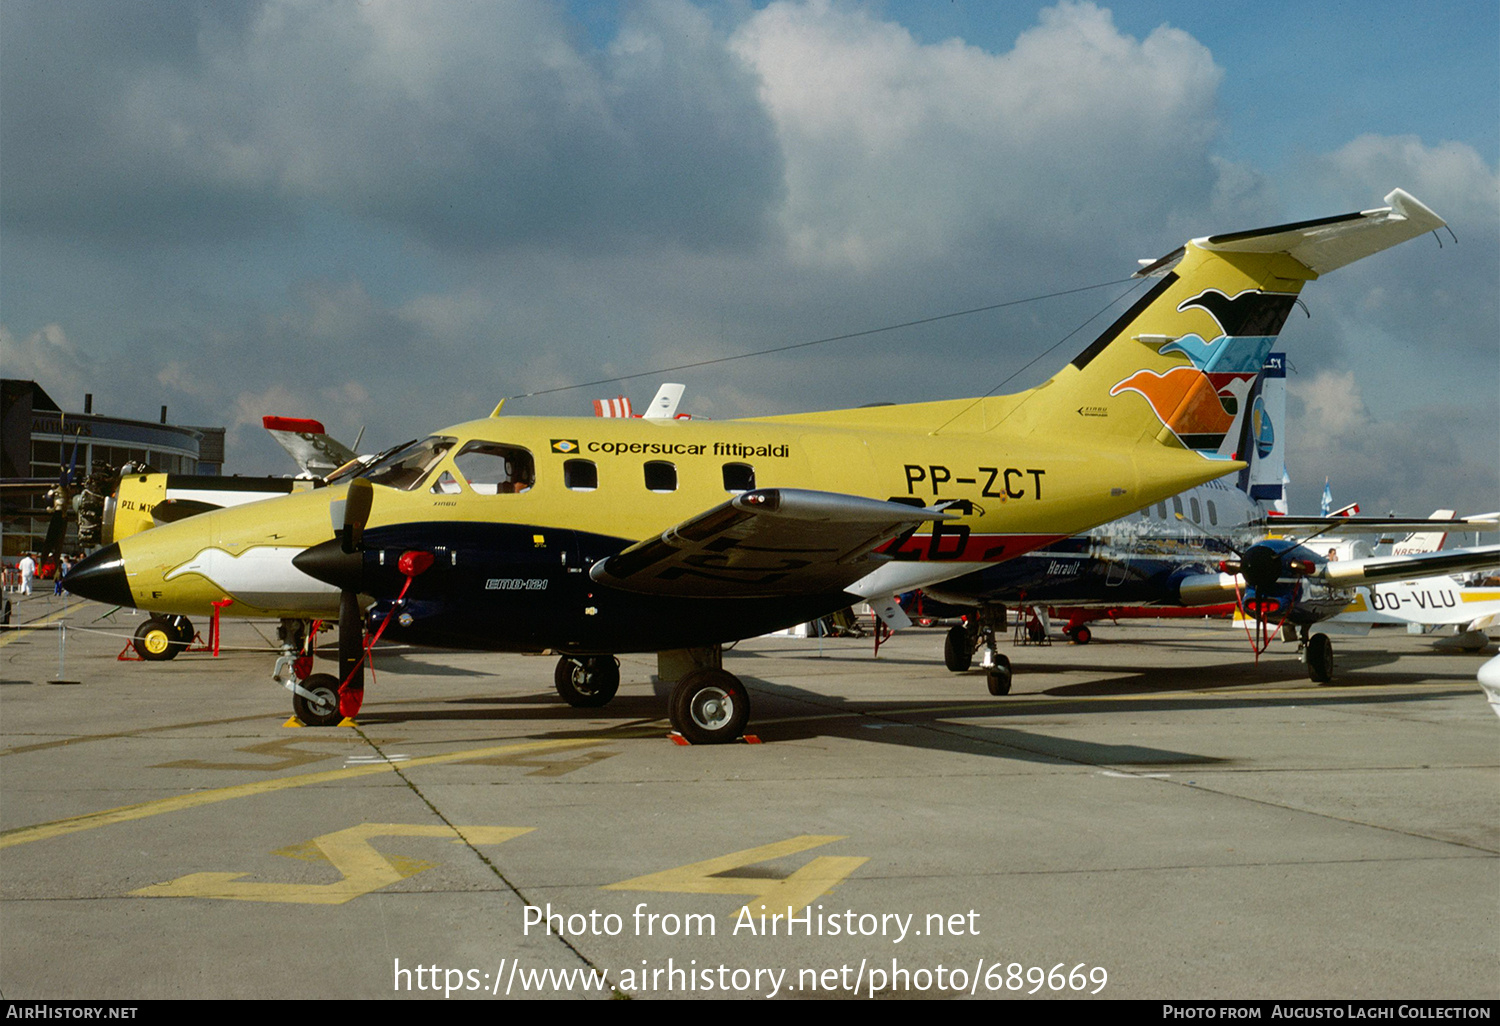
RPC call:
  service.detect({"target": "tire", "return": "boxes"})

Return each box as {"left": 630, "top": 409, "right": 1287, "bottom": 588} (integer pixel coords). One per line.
{"left": 986, "top": 654, "right": 1013, "bottom": 696}
{"left": 292, "top": 673, "right": 344, "bottom": 726}
{"left": 1072, "top": 625, "right": 1091, "bottom": 645}
{"left": 554, "top": 656, "right": 620, "bottom": 708}
{"left": 669, "top": 668, "right": 750, "bottom": 745}
{"left": 943, "top": 625, "right": 972, "bottom": 672}
{"left": 133, "top": 617, "right": 185, "bottom": 661}
{"left": 1305, "top": 633, "right": 1333, "bottom": 684}
{"left": 168, "top": 615, "right": 194, "bottom": 645}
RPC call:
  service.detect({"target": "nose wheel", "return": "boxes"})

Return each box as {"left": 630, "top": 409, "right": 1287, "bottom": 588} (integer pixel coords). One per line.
{"left": 133, "top": 617, "right": 187, "bottom": 661}
{"left": 291, "top": 673, "right": 344, "bottom": 727}
{"left": 1302, "top": 632, "right": 1334, "bottom": 683}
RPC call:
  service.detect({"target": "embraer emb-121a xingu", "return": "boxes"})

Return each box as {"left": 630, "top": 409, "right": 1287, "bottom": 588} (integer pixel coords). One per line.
{"left": 66, "top": 190, "right": 1446, "bottom": 742}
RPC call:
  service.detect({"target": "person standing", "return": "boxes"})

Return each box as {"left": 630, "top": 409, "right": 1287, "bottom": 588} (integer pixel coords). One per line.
{"left": 17, "top": 553, "right": 36, "bottom": 596}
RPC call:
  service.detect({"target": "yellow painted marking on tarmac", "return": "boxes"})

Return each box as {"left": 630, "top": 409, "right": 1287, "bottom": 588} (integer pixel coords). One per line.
{"left": 131, "top": 822, "right": 531, "bottom": 905}
{"left": 151, "top": 737, "right": 344, "bottom": 772}
{"left": 460, "top": 747, "right": 618, "bottom": 777}
{"left": 0, "top": 602, "right": 84, "bottom": 647}
{"left": 0, "top": 737, "right": 596, "bottom": 851}
{"left": 605, "top": 835, "right": 867, "bottom": 924}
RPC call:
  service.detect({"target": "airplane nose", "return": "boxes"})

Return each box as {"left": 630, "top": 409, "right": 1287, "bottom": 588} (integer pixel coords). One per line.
{"left": 64, "top": 543, "right": 135, "bottom": 606}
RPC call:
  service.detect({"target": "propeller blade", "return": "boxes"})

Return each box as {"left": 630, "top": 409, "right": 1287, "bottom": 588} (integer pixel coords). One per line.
{"left": 41, "top": 511, "right": 68, "bottom": 565}
{"left": 337, "top": 589, "right": 365, "bottom": 717}
{"left": 342, "top": 478, "right": 373, "bottom": 554}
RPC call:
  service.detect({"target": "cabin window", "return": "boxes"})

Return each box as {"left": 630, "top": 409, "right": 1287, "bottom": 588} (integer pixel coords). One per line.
{"left": 1189, "top": 497, "right": 1201, "bottom": 523}
{"left": 644, "top": 461, "right": 677, "bottom": 493}
{"left": 722, "top": 463, "right": 755, "bottom": 493}
{"left": 452, "top": 441, "right": 534, "bottom": 494}
{"left": 1207, "top": 500, "right": 1218, "bottom": 526}
{"left": 362, "top": 435, "right": 455, "bottom": 491}
{"left": 1156, "top": 501, "right": 1167, "bottom": 519}
{"left": 564, "top": 459, "right": 598, "bottom": 491}
{"left": 1171, "top": 497, "right": 1183, "bottom": 518}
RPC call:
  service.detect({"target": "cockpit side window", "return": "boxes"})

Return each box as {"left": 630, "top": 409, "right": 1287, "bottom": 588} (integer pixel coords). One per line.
{"left": 451, "top": 441, "right": 535, "bottom": 495}
{"left": 362, "top": 436, "right": 455, "bottom": 491}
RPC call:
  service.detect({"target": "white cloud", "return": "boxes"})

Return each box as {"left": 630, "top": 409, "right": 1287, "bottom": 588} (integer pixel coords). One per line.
{"left": 1288, "top": 369, "right": 1368, "bottom": 438}
{"left": 731, "top": 0, "right": 1224, "bottom": 269}
{"left": 0, "top": 324, "right": 96, "bottom": 404}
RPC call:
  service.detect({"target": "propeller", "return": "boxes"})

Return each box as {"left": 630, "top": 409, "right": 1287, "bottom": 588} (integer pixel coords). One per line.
{"left": 1167, "top": 513, "right": 1320, "bottom": 658}
{"left": 39, "top": 434, "right": 84, "bottom": 569}
{"left": 292, "top": 477, "right": 434, "bottom": 721}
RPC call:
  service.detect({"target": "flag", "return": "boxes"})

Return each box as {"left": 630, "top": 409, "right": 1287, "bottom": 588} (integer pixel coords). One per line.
{"left": 593, "top": 396, "right": 634, "bottom": 418}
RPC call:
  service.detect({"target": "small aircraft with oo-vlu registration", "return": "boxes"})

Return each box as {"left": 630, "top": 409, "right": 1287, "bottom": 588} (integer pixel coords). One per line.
{"left": 65, "top": 190, "right": 1449, "bottom": 742}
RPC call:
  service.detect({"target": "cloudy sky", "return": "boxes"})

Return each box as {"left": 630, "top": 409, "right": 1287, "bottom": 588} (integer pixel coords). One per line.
{"left": 3, "top": 0, "right": 1496, "bottom": 517}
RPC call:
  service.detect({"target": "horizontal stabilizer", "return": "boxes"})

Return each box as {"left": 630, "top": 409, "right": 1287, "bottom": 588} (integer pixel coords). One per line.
{"left": 1194, "top": 189, "right": 1446, "bottom": 275}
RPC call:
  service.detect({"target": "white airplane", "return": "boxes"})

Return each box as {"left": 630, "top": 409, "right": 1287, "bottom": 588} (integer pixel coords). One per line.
{"left": 1334, "top": 574, "right": 1500, "bottom": 651}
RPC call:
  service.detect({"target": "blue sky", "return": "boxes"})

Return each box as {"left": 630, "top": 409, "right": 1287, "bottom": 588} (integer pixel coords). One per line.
{"left": 3, "top": 0, "right": 1496, "bottom": 516}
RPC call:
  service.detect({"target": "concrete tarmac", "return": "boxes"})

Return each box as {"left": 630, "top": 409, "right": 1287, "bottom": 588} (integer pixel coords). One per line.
{"left": 2, "top": 594, "right": 1496, "bottom": 1000}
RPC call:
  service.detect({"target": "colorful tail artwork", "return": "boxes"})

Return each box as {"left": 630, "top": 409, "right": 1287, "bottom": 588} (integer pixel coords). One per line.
{"left": 1018, "top": 189, "right": 1443, "bottom": 460}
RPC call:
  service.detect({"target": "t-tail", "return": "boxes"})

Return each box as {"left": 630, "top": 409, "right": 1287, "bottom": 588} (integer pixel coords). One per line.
{"left": 988, "top": 189, "right": 1445, "bottom": 461}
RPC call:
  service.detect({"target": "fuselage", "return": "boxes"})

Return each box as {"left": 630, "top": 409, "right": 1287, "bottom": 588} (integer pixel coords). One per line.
{"left": 67, "top": 409, "right": 1232, "bottom": 654}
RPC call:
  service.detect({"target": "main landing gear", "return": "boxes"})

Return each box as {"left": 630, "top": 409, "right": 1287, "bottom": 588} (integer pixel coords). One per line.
{"left": 552, "top": 649, "right": 753, "bottom": 744}
{"left": 670, "top": 667, "right": 750, "bottom": 745}
{"left": 943, "top": 604, "right": 1012, "bottom": 695}
{"left": 553, "top": 656, "right": 620, "bottom": 707}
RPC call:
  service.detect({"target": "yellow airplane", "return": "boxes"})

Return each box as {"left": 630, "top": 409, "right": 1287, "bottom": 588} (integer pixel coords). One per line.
{"left": 65, "top": 190, "right": 1445, "bottom": 741}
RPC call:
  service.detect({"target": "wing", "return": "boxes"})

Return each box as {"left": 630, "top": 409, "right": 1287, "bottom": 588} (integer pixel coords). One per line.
{"left": 1320, "top": 545, "right": 1500, "bottom": 589}
{"left": 1250, "top": 515, "right": 1497, "bottom": 535}
{"left": 589, "top": 488, "right": 949, "bottom": 598}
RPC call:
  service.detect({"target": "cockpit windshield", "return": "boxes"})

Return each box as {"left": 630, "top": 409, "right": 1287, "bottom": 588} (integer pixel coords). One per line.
{"left": 357, "top": 436, "right": 456, "bottom": 491}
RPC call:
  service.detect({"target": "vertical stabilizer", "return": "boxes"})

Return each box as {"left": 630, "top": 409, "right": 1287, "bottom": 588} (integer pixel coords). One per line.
{"left": 1015, "top": 191, "right": 1445, "bottom": 462}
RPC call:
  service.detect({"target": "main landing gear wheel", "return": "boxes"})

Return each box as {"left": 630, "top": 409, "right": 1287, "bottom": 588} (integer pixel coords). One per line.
{"left": 670, "top": 668, "right": 750, "bottom": 745}
{"left": 943, "top": 625, "right": 972, "bottom": 672}
{"left": 168, "top": 615, "right": 194, "bottom": 645}
{"left": 554, "top": 656, "right": 620, "bottom": 708}
{"left": 1067, "top": 625, "right": 1091, "bottom": 645}
{"left": 133, "top": 616, "right": 186, "bottom": 661}
{"left": 292, "top": 673, "right": 344, "bottom": 727}
{"left": 986, "top": 654, "right": 1013, "bottom": 696}
{"left": 1304, "top": 633, "right": 1333, "bottom": 684}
